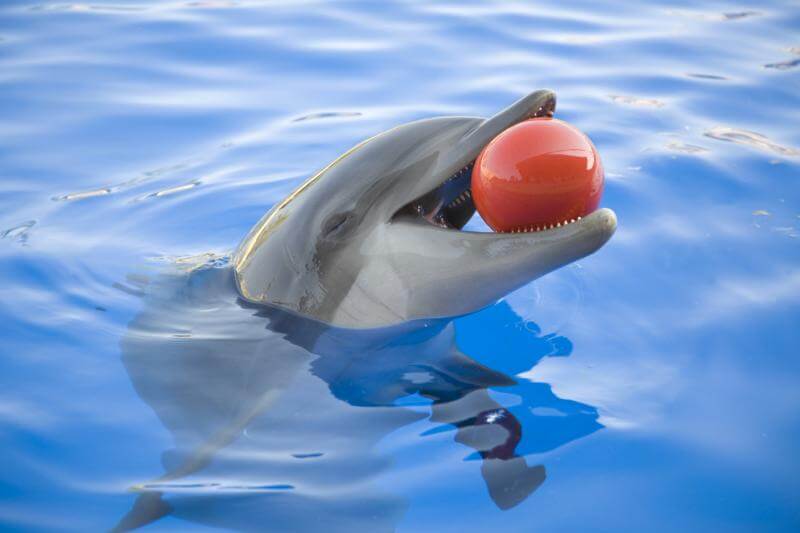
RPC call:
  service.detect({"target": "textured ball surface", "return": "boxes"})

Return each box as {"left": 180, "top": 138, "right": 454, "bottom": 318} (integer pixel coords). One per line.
{"left": 471, "top": 118, "right": 604, "bottom": 233}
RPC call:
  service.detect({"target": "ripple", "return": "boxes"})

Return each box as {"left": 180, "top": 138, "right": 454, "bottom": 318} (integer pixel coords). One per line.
{"left": 666, "top": 9, "right": 761, "bottom": 21}
{"left": 29, "top": 3, "right": 146, "bottom": 12}
{"left": 751, "top": 210, "right": 799, "bottom": 238}
{"left": 609, "top": 94, "right": 665, "bottom": 108}
{"left": 185, "top": 1, "right": 240, "bottom": 8}
{"left": 292, "top": 452, "right": 324, "bottom": 459}
{"left": 722, "top": 11, "right": 761, "bottom": 20}
{"left": 686, "top": 73, "right": 728, "bottom": 81}
{"left": 142, "top": 163, "right": 190, "bottom": 178}
{"left": 111, "top": 281, "right": 146, "bottom": 298}
{"left": 764, "top": 58, "right": 800, "bottom": 70}
{"left": 704, "top": 127, "right": 800, "bottom": 156}
{"left": 1, "top": 220, "right": 36, "bottom": 244}
{"left": 143, "top": 180, "right": 201, "bottom": 199}
{"left": 771, "top": 226, "right": 798, "bottom": 238}
{"left": 52, "top": 187, "right": 112, "bottom": 202}
{"left": 219, "top": 484, "right": 294, "bottom": 491}
{"left": 52, "top": 162, "right": 201, "bottom": 203}
{"left": 665, "top": 141, "right": 710, "bottom": 154}
{"left": 293, "top": 111, "right": 362, "bottom": 122}
{"left": 138, "top": 481, "right": 293, "bottom": 492}
{"left": 149, "top": 251, "right": 231, "bottom": 271}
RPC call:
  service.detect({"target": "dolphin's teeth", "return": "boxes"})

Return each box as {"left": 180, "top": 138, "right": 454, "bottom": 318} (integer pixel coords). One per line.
{"left": 577, "top": 216, "right": 582, "bottom": 220}
{"left": 557, "top": 222, "right": 561, "bottom": 227}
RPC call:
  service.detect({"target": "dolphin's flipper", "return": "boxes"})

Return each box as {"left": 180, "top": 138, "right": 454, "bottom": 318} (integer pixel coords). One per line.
{"left": 481, "top": 459, "right": 546, "bottom": 510}
{"left": 427, "top": 388, "right": 546, "bottom": 509}
{"left": 111, "top": 492, "right": 171, "bottom": 533}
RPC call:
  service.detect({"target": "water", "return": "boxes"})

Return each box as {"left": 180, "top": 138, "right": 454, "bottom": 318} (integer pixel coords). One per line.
{"left": 1, "top": 0, "right": 799, "bottom": 531}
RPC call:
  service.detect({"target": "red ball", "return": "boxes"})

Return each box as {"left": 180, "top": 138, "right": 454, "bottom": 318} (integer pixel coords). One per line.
{"left": 471, "top": 117, "right": 604, "bottom": 233}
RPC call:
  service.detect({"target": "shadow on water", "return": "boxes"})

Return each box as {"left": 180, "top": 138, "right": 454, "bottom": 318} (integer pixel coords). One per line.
{"left": 115, "top": 264, "right": 602, "bottom": 532}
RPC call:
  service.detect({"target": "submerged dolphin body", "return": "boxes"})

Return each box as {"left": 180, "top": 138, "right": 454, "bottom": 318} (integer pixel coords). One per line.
{"left": 115, "top": 266, "right": 602, "bottom": 531}
{"left": 234, "top": 90, "right": 616, "bottom": 328}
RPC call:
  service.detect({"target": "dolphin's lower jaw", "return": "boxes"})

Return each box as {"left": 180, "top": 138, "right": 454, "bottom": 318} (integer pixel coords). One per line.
{"left": 234, "top": 89, "right": 616, "bottom": 329}
{"left": 332, "top": 207, "right": 616, "bottom": 328}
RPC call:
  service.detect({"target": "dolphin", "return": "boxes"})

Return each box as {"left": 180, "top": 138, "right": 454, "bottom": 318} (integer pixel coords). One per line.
{"left": 234, "top": 89, "right": 616, "bottom": 328}
{"left": 113, "top": 90, "right": 613, "bottom": 530}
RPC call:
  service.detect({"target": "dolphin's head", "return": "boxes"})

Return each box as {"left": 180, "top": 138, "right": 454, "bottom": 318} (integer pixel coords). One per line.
{"left": 234, "top": 90, "right": 616, "bottom": 329}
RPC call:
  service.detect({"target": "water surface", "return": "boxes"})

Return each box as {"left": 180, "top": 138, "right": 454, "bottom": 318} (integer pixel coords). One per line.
{"left": 1, "top": 0, "right": 799, "bottom": 531}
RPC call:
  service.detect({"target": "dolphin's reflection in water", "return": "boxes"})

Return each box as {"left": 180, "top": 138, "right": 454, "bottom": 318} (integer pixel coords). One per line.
{"left": 116, "top": 265, "right": 602, "bottom": 532}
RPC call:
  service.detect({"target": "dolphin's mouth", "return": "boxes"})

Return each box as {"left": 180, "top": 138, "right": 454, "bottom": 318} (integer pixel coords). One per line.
{"left": 393, "top": 112, "right": 593, "bottom": 235}
{"left": 389, "top": 93, "right": 599, "bottom": 235}
{"left": 395, "top": 162, "right": 479, "bottom": 230}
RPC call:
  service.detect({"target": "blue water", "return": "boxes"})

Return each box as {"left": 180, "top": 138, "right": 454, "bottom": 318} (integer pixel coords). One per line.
{"left": 2, "top": 0, "right": 799, "bottom": 531}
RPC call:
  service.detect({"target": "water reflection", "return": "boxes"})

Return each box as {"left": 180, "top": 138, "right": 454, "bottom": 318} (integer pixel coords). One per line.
{"left": 116, "top": 264, "right": 601, "bottom": 531}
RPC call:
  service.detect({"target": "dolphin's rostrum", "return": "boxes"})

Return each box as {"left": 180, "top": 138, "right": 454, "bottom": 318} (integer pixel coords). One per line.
{"left": 234, "top": 90, "right": 617, "bottom": 328}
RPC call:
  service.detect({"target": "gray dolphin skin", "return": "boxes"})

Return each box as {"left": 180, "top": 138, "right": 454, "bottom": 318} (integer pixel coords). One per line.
{"left": 234, "top": 89, "right": 617, "bottom": 329}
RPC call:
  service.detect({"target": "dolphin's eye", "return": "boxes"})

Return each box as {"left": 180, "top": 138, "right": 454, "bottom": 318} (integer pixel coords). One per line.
{"left": 322, "top": 212, "right": 353, "bottom": 237}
